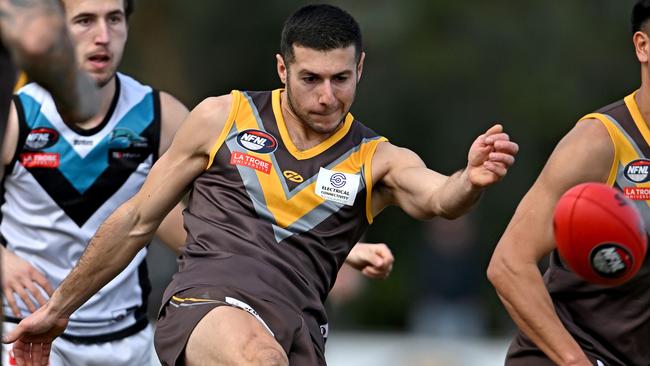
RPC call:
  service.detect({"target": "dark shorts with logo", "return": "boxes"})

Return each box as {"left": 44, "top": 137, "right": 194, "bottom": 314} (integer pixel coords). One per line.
{"left": 506, "top": 332, "right": 609, "bottom": 366}
{"left": 154, "top": 286, "right": 326, "bottom": 366}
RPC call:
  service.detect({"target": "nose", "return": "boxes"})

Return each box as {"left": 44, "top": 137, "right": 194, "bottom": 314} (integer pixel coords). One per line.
{"left": 318, "top": 80, "right": 336, "bottom": 106}
{"left": 94, "top": 20, "right": 110, "bottom": 45}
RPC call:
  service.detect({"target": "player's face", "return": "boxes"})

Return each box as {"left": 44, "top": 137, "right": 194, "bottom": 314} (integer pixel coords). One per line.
{"left": 278, "top": 45, "right": 364, "bottom": 135}
{"left": 63, "top": 0, "right": 127, "bottom": 87}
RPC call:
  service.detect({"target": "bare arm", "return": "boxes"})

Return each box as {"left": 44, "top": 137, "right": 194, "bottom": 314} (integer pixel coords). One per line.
{"left": 487, "top": 119, "right": 612, "bottom": 366}
{"left": 0, "top": 0, "right": 99, "bottom": 122}
{"left": 152, "top": 91, "right": 190, "bottom": 254}
{"left": 2, "top": 95, "right": 234, "bottom": 357}
{"left": 372, "top": 124, "right": 518, "bottom": 219}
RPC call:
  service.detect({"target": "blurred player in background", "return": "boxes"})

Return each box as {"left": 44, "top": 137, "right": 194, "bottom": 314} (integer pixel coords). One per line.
{"left": 0, "top": 0, "right": 99, "bottom": 129}
{"left": 1, "top": 0, "right": 189, "bottom": 364}
{"left": 488, "top": 1, "right": 650, "bottom": 365}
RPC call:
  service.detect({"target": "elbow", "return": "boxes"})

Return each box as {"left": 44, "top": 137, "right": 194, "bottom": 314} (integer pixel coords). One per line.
{"left": 486, "top": 250, "right": 518, "bottom": 291}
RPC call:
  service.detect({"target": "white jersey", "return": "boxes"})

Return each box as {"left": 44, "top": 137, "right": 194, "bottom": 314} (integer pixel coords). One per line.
{"left": 2, "top": 73, "right": 160, "bottom": 339}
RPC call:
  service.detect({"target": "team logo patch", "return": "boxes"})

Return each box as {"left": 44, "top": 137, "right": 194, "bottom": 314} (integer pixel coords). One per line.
{"left": 230, "top": 151, "right": 272, "bottom": 174}
{"left": 589, "top": 243, "right": 633, "bottom": 278}
{"left": 283, "top": 170, "right": 304, "bottom": 183}
{"left": 20, "top": 152, "right": 60, "bottom": 168}
{"left": 109, "top": 128, "right": 148, "bottom": 149}
{"left": 25, "top": 128, "right": 59, "bottom": 150}
{"left": 236, "top": 129, "right": 278, "bottom": 154}
{"left": 624, "top": 159, "right": 650, "bottom": 183}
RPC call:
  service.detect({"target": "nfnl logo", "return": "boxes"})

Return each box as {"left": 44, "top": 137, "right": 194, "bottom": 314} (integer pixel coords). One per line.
{"left": 590, "top": 243, "right": 632, "bottom": 278}
{"left": 236, "top": 129, "right": 278, "bottom": 154}
{"left": 624, "top": 159, "right": 650, "bottom": 183}
{"left": 25, "top": 128, "right": 59, "bottom": 150}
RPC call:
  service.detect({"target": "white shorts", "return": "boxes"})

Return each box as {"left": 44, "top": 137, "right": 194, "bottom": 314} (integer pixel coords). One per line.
{"left": 2, "top": 321, "right": 159, "bottom": 366}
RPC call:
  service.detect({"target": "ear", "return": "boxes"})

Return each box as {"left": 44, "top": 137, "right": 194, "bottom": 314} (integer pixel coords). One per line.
{"left": 356, "top": 52, "right": 366, "bottom": 82}
{"left": 276, "top": 54, "right": 287, "bottom": 85}
{"left": 634, "top": 31, "right": 650, "bottom": 63}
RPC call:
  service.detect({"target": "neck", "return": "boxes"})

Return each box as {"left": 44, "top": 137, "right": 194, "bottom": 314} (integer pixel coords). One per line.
{"left": 71, "top": 76, "right": 116, "bottom": 130}
{"left": 280, "top": 90, "right": 341, "bottom": 151}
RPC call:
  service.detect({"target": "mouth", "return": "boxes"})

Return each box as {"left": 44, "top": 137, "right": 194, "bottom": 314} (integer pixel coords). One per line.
{"left": 87, "top": 53, "right": 111, "bottom": 70}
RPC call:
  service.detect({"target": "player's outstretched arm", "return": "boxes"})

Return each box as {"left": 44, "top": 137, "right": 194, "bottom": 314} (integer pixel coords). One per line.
{"left": 487, "top": 119, "right": 612, "bottom": 366}
{"left": 372, "top": 124, "right": 518, "bottom": 220}
{"left": 2, "top": 95, "right": 234, "bottom": 365}
{"left": 0, "top": 0, "right": 99, "bottom": 122}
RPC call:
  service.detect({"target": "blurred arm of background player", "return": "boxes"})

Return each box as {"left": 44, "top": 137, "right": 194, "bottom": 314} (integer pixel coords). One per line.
{"left": 487, "top": 119, "right": 613, "bottom": 366}
{"left": 0, "top": 0, "right": 99, "bottom": 122}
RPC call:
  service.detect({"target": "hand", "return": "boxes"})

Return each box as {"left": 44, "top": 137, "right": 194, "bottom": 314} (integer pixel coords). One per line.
{"left": 2, "top": 304, "right": 68, "bottom": 366}
{"left": 466, "top": 124, "right": 519, "bottom": 187}
{"left": 345, "top": 243, "right": 394, "bottom": 279}
{"left": 2, "top": 249, "right": 53, "bottom": 317}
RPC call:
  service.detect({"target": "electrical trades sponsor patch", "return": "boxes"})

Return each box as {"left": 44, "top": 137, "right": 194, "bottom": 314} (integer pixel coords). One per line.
{"left": 20, "top": 152, "right": 60, "bottom": 168}
{"left": 315, "top": 167, "right": 360, "bottom": 206}
{"left": 230, "top": 151, "right": 272, "bottom": 174}
{"left": 236, "top": 129, "right": 278, "bottom": 154}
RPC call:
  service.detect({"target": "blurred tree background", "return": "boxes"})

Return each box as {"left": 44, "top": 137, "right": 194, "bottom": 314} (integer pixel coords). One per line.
{"left": 134, "top": 0, "right": 639, "bottom": 337}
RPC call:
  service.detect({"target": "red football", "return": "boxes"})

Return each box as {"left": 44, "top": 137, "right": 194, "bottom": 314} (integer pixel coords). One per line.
{"left": 553, "top": 182, "right": 647, "bottom": 286}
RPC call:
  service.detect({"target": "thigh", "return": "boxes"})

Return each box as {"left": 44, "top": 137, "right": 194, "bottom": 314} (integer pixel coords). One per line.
{"left": 155, "top": 287, "right": 298, "bottom": 366}
{"left": 185, "top": 306, "right": 287, "bottom": 366}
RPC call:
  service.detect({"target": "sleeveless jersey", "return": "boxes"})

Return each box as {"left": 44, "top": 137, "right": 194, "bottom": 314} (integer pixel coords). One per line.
{"left": 1, "top": 73, "right": 160, "bottom": 338}
{"left": 165, "top": 89, "right": 386, "bottom": 324}
{"left": 511, "top": 91, "right": 650, "bottom": 365}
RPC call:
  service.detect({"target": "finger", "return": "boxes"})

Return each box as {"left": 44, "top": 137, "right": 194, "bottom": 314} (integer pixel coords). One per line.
{"left": 4, "top": 287, "right": 22, "bottom": 318}
{"left": 22, "top": 280, "right": 48, "bottom": 307}
{"left": 41, "top": 343, "right": 52, "bottom": 366}
{"left": 488, "top": 152, "right": 515, "bottom": 166}
{"left": 483, "top": 124, "right": 503, "bottom": 137}
{"left": 13, "top": 286, "right": 37, "bottom": 313}
{"left": 11, "top": 341, "right": 26, "bottom": 364}
{"left": 362, "top": 267, "right": 384, "bottom": 279}
{"left": 30, "top": 272, "right": 53, "bottom": 297}
{"left": 483, "top": 161, "right": 508, "bottom": 177}
{"left": 484, "top": 132, "right": 509, "bottom": 145}
{"left": 493, "top": 140, "right": 519, "bottom": 155}
{"left": 30, "top": 342, "right": 43, "bottom": 366}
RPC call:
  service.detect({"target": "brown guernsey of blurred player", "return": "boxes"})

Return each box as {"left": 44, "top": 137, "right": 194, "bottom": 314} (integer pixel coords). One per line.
{"left": 488, "top": 1, "right": 650, "bottom": 365}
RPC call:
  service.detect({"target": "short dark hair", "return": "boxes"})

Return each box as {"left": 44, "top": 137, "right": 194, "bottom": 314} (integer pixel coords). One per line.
{"left": 280, "top": 4, "right": 362, "bottom": 64}
{"left": 632, "top": 0, "right": 650, "bottom": 33}
{"left": 124, "top": 0, "right": 134, "bottom": 19}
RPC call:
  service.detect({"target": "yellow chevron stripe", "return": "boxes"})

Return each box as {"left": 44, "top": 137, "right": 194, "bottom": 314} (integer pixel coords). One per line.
{"left": 271, "top": 89, "right": 354, "bottom": 160}
{"left": 625, "top": 91, "right": 650, "bottom": 148}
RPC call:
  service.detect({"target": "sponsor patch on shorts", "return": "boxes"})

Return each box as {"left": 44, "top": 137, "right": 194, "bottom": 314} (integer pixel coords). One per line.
{"left": 230, "top": 151, "right": 272, "bottom": 174}
{"left": 20, "top": 152, "right": 60, "bottom": 168}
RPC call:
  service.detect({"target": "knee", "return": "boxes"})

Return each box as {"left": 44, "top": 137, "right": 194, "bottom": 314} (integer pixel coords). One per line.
{"left": 246, "top": 343, "right": 288, "bottom": 366}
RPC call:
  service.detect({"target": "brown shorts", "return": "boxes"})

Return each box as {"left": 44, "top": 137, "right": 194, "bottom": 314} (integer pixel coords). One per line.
{"left": 506, "top": 333, "right": 610, "bottom": 366}
{"left": 154, "top": 286, "right": 327, "bottom": 366}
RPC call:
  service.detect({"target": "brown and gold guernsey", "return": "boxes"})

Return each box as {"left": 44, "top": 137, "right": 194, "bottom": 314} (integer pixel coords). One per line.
{"left": 164, "top": 89, "right": 386, "bottom": 329}
{"left": 508, "top": 92, "right": 650, "bottom": 366}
